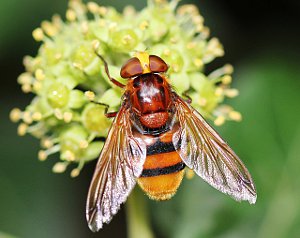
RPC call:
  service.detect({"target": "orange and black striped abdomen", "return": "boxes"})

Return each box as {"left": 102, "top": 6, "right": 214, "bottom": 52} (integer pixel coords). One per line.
{"left": 136, "top": 125, "right": 185, "bottom": 200}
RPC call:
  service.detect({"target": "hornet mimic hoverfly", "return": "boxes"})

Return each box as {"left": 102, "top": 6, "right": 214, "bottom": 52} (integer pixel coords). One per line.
{"left": 86, "top": 52, "right": 257, "bottom": 232}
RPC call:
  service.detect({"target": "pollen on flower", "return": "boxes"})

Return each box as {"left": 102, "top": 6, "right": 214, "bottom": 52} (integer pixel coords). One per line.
{"left": 122, "top": 35, "right": 133, "bottom": 45}
{"left": 109, "top": 22, "right": 117, "bottom": 30}
{"left": 92, "top": 40, "right": 100, "bottom": 51}
{"left": 193, "top": 58, "right": 203, "bottom": 68}
{"left": 124, "top": 6, "right": 136, "bottom": 16}
{"left": 229, "top": 111, "right": 242, "bottom": 121}
{"left": 163, "top": 49, "right": 171, "bottom": 56}
{"left": 63, "top": 150, "right": 76, "bottom": 161}
{"left": 81, "top": 21, "right": 89, "bottom": 34}
{"left": 38, "top": 144, "right": 60, "bottom": 160}
{"left": 200, "top": 26, "right": 210, "bottom": 39}
{"left": 193, "top": 15, "right": 204, "bottom": 25}
{"left": 10, "top": 108, "right": 22, "bottom": 122}
{"left": 202, "top": 40, "right": 224, "bottom": 64}
{"left": 21, "top": 84, "right": 32, "bottom": 93}
{"left": 215, "top": 87, "right": 224, "bottom": 97}
{"left": 87, "top": 2, "right": 99, "bottom": 14}
{"left": 98, "top": 6, "right": 108, "bottom": 16}
{"left": 32, "top": 28, "right": 44, "bottom": 41}
{"left": 66, "top": 9, "right": 77, "bottom": 21}
{"left": 70, "top": 168, "right": 80, "bottom": 177}
{"left": 225, "top": 88, "right": 239, "bottom": 98}
{"left": 72, "top": 62, "right": 84, "bottom": 71}
{"left": 54, "top": 109, "right": 63, "bottom": 120}
{"left": 23, "top": 111, "right": 33, "bottom": 124}
{"left": 85, "top": 91, "right": 95, "bottom": 101}
{"left": 198, "top": 98, "right": 207, "bottom": 107}
{"left": 38, "top": 150, "right": 48, "bottom": 161}
{"left": 18, "top": 72, "right": 32, "bottom": 85}
{"left": 41, "top": 21, "right": 58, "bottom": 37}
{"left": 139, "top": 21, "right": 149, "bottom": 30}
{"left": 53, "top": 162, "right": 68, "bottom": 173}
{"left": 35, "top": 69, "right": 45, "bottom": 81}
{"left": 209, "top": 64, "right": 233, "bottom": 79}
{"left": 207, "top": 38, "right": 224, "bottom": 56}
{"left": 32, "top": 112, "right": 42, "bottom": 121}
{"left": 63, "top": 112, "right": 73, "bottom": 123}
{"left": 41, "top": 138, "right": 54, "bottom": 149}
{"left": 17, "top": 123, "right": 28, "bottom": 136}
{"left": 221, "top": 75, "right": 232, "bottom": 85}
{"left": 79, "top": 140, "right": 89, "bottom": 149}
{"left": 177, "top": 4, "right": 199, "bottom": 16}
{"left": 52, "top": 14, "right": 63, "bottom": 29}
{"left": 33, "top": 81, "right": 42, "bottom": 92}
{"left": 214, "top": 116, "right": 225, "bottom": 126}
{"left": 223, "top": 64, "right": 234, "bottom": 75}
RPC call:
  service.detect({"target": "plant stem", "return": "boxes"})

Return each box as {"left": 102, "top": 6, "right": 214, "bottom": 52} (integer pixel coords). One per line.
{"left": 126, "top": 188, "right": 155, "bottom": 238}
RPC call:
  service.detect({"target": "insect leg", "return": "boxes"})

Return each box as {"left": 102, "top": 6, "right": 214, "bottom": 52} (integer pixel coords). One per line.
{"left": 90, "top": 101, "right": 118, "bottom": 118}
{"left": 105, "top": 111, "right": 118, "bottom": 118}
{"left": 182, "top": 91, "right": 192, "bottom": 104}
{"left": 94, "top": 52, "right": 125, "bottom": 89}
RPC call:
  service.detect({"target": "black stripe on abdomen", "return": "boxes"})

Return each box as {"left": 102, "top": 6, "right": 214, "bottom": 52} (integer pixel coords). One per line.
{"left": 140, "top": 162, "right": 185, "bottom": 177}
{"left": 146, "top": 140, "right": 175, "bottom": 156}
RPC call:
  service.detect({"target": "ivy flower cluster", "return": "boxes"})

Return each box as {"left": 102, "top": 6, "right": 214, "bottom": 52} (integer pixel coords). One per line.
{"left": 10, "top": 0, "right": 241, "bottom": 177}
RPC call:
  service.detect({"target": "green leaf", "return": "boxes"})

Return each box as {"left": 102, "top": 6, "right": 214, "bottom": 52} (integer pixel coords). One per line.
{"left": 0, "top": 231, "right": 18, "bottom": 238}
{"left": 149, "top": 54, "right": 300, "bottom": 238}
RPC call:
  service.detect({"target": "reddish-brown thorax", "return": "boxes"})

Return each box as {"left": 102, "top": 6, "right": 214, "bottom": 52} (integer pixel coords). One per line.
{"left": 127, "top": 73, "right": 172, "bottom": 129}
{"left": 120, "top": 52, "right": 171, "bottom": 129}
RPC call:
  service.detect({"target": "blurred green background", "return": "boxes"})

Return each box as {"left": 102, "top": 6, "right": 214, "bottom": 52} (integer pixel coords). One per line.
{"left": 1, "top": 0, "right": 300, "bottom": 237}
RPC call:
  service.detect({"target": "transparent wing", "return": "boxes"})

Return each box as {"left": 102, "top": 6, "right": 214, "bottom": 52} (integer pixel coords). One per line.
{"left": 86, "top": 104, "right": 146, "bottom": 232}
{"left": 172, "top": 94, "right": 257, "bottom": 204}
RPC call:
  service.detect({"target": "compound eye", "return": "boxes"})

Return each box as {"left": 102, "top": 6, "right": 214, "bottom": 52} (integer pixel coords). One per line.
{"left": 120, "top": 57, "right": 143, "bottom": 78}
{"left": 149, "top": 55, "right": 168, "bottom": 73}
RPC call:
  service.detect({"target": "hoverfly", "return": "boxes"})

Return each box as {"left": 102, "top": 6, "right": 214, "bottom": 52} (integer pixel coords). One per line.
{"left": 86, "top": 52, "right": 257, "bottom": 232}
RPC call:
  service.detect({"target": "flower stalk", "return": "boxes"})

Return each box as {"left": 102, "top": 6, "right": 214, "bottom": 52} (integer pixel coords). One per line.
{"left": 126, "top": 189, "right": 154, "bottom": 238}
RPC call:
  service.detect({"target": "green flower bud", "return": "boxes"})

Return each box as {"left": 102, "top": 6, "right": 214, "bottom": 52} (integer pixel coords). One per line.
{"left": 82, "top": 103, "right": 111, "bottom": 136}
{"left": 56, "top": 75, "right": 78, "bottom": 89}
{"left": 150, "top": 45, "right": 185, "bottom": 73}
{"left": 90, "top": 21, "right": 109, "bottom": 42}
{"left": 81, "top": 141, "right": 104, "bottom": 161}
{"left": 189, "top": 73, "right": 222, "bottom": 114}
{"left": 68, "top": 89, "right": 87, "bottom": 109}
{"left": 110, "top": 29, "right": 139, "bottom": 52}
{"left": 99, "top": 88, "right": 122, "bottom": 108}
{"left": 60, "top": 124, "right": 88, "bottom": 142}
{"left": 40, "top": 43, "right": 62, "bottom": 66}
{"left": 60, "top": 124, "right": 88, "bottom": 160}
{"left": 47, "top": 82, "right": 70, "bottom": 108}
{"left": 35, "top": 96, "right": 53, "bottom": 114}
{"left": 72, "top": 44, "right": 98, "bottom": 73}
{"left": 170, "top": 72, "right": 189, "bottom": 94}
{"left": 189, "top": 72, "right": 207, "bottom": 90}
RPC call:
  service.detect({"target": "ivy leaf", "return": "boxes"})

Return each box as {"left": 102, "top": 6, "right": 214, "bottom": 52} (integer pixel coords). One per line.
{"left": 150, "top": 55, "right": 300, "bottom": 238}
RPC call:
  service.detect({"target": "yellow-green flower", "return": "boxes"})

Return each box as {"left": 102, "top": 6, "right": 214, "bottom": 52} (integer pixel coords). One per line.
{"left": 10, "top": 0, "right": 241, "bottom": 176}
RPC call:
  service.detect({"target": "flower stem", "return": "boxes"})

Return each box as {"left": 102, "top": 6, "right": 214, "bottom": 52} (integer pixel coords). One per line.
{"left": 126, "top": 188, "right": 154, "bottom": 238}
